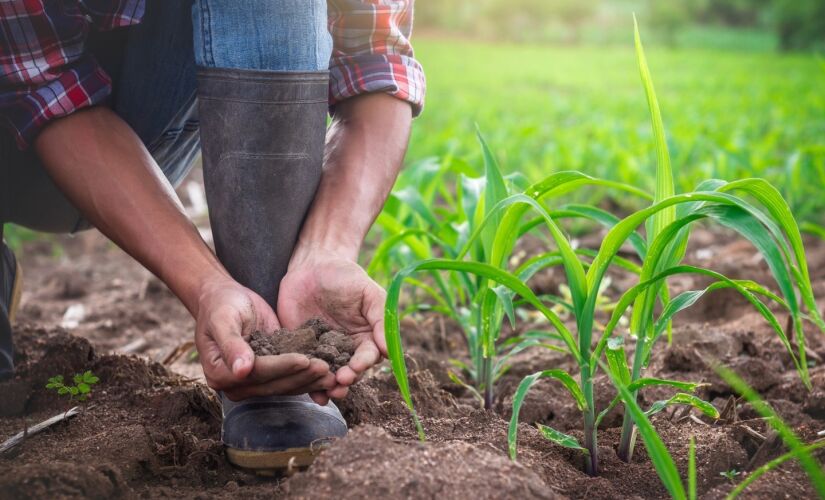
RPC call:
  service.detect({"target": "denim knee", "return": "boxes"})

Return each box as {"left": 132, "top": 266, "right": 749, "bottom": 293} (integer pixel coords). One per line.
{"left": 192, "top": 0, "right": 332, "bottom": 71}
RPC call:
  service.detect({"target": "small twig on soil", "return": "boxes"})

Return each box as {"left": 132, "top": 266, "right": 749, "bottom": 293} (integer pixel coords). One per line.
{"left": 161, "top": 340, "right": 195, "bottom": 366}
{"left": 0, "top": 407, "right": 80, "bottom": 455}
{"left": 718, "top": 395, "right": 739, "bottom": 424}
{"left": 740, "top": 425, "right": 767, "bottom": 443}
{"left": 673, "top": 404, "right": 693, "bottom": 423}
{"left": 817, "top": 429, "right": 825, "bottom": 437}
{"left": 689, "top": 414, "right": 710, "bottom": 426}
{"left": 746, "top": 430, "right": 781, "bottom": 471}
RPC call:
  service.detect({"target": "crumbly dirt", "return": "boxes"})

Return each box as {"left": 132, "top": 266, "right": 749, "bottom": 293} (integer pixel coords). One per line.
{"left": 2, "top": 225, "right": 825, "bottom": 499}
{"left": 248, "top": 319, "right": 355, "bottom": 372}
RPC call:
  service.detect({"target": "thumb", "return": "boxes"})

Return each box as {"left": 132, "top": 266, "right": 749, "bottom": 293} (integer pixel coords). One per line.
{"left": 211, "top": 306, "right": 256, "bottom": 379}
{"left": 363, "top": 280, "right": 388, "bottom": 357}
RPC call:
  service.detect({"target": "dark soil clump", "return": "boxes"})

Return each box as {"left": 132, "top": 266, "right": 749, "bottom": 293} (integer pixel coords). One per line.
{"left": 248, "top": 319, "right": 356, "bottom": 372}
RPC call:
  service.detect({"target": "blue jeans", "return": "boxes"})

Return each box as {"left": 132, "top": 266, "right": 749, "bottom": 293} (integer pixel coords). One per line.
{"left": 0, "top": 0, "right": 331, "bottom": 233}
{"left": 0, "top": 0, "right": 331, "bottom": 379}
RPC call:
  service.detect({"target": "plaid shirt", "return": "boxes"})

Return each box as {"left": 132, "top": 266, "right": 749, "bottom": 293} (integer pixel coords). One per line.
{"left": 0, "top": 0, "right": 425, "bottom": 150}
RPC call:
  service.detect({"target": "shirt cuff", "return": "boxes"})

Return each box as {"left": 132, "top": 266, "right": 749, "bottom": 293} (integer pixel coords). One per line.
{"left": 328, "top": 53, "right": 426, "bottom": 117}
{"left": 0, "top": 58, "right": 112, "bottom": 150}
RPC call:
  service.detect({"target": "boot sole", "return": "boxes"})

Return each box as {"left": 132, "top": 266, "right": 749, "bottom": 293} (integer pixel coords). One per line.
{"left": 226, "top": 445, "right": 325, "bottom": 475}
{"left": 8, "top": 259, "right": 22, "bottom": 325}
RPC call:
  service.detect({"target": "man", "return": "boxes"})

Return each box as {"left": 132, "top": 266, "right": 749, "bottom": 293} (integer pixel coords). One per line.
{"left": 0, "top": 0, "right": 424, "bottom": 471}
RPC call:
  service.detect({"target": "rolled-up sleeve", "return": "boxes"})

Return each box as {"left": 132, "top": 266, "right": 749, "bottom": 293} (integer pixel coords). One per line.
{"left": 0, "top": 1, "right": 143, "bottom": 150}
{"left": 327, "top": 0, "right": 426, "bottom": 116}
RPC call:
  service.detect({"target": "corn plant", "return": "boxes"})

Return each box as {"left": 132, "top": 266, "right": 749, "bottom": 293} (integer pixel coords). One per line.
{"left": 383, "top": 18, "right": 824, "bottom": 478}
{"left": 372, "top": 136, "right": 635, "bottom": 409}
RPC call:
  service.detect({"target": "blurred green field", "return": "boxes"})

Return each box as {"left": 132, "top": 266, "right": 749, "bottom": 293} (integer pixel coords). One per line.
{"left": 405, "top": 37, "right": 825, "bottom": 221}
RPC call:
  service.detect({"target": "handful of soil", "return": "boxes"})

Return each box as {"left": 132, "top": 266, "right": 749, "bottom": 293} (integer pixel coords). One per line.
{"left": 248, "top": 319, "right": 356, "bottom": 372}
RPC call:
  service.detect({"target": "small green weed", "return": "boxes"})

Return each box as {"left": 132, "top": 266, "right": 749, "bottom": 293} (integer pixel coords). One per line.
{"left": 720, "top": 469, "right": 741, "bottom": 482}
{"left": 46, "top": 371, "right": 100, "bottom": 403}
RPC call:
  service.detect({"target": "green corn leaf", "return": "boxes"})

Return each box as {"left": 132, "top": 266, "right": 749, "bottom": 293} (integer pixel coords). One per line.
{"left": 645, "top": 393, "right": 719, "bottom": 419}
{"left": 393, "top": 186, "right": 441, "bottom": 229}
{"left": 593, "top": 265, "right": 799, "bottom": 380}
{"left": 628, "top": 378, "right": 705, "bottom": 393}
{"left": 596, "top": 377, "right": 706, "bottom": 427}
{"left": 447, "top": 371, "right": 484, "bottom": 407}
{"left": 726, "top": 440, "right": 825, "bottom": 499}
{"left": 716, "top": 366, "right": 825, "bottom": 497}
{"left": 386, "top": 259, "right": 579, "bottom": 440}
{"left": 375, "top": 212, "right": 430, "bottom": 259}
{"left": 634, "top": 14, "right": 675, "bottom": 242}
{"left": 554, "top": 204, "right": 647, "bottom": 259}
{"left": 607, "top": 361, "right": 687, "bottom": 500}
{"left": 492, "top": 285, "right": 517, "bottom": 329}
{"left": 606, "top": 338, "right": 631, "bottom": 385}
{"left": 508, "top": 369, "right": 586, "bottom": 460}
{"left": 494, "top": 338, "right": 567, "bottom": 375}
{"left": 480, "top": 287, "right": 502, "bottom": 357}
{"left": 801, "top": 222, "right": 825, "bottom": 240}
{"left": 366, "top": 228, "right": 452, "bottom": 275}
{"left": 654, "top": 280, "right": 789, "bottom": 339}
{"left": 536, "top": 424, "right": 588, "bottom": 454}
{"left": 477, "top": 129, "right": 509, "bottom": 261}
{"left": 457, "top": 192, "right": 588, "bottom": 317}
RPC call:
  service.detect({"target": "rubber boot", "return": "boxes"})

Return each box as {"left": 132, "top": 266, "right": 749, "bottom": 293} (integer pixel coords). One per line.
{"left": 196, "top": 68, "right": 347, "bottom": 473}
{"left": 197, "top": 68, "right": 328, "bottom": 308}
{"left": 0, "top": 236, "right": 22, "bottom": 381}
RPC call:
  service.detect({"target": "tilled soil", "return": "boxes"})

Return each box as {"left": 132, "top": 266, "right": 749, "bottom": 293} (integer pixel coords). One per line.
{"left": 248, "top": 320, "right": 355, "bottom": 372}
{"left": 2, "top": 228, "right": 825, "bottom": 499}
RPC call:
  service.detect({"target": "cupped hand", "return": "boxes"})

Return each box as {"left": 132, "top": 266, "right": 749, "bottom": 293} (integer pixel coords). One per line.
{"left": 278, "top": 250, "right": 388, "bottom": 400}
{"left": 194, "top": 278, "right": 336, "bottom": 402}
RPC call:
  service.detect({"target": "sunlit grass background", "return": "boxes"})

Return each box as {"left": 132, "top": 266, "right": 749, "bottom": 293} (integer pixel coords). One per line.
{"left": 5, "top": 0, "right": 825, "bottom": 250}
{"left": 405, "top": 39, "right": 825, "bottom": 220}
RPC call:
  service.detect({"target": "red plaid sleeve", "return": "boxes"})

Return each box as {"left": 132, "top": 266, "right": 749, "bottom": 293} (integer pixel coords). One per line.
{"left": 327, "top": 0, "right": 426, "bottom": 116}
{"left": 0, "top": 1, "right": 144, "bottom": 150}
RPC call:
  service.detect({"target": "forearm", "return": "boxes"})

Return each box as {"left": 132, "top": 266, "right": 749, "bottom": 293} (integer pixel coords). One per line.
{"left": 291, "top": 93, "right": 412, "bottom": 263}
{"left": 34, "top": 107, "right": 231, "bottom": 315}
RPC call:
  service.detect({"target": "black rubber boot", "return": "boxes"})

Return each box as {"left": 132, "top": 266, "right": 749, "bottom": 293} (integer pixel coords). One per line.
{"left": 0, "top": 236, "right": 22, "bottom": 381}
{"left": 197, "top": 68, "right": 346, "bottom": 473}
{"left": 196, "top": 68, "right": 328, "bottom": 308}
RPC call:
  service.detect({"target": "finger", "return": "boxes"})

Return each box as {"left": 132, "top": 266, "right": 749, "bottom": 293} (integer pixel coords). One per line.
{"left": 224, "top": 364, "right": 335, "bottom": 401}
{"left": 336, "top": 340, "right": 380, "bottom": 386}
{"left": 335, "top": 365, "right": 358, "bottom": 387}
{"left": 328, "top": 384, "right": 349, "bottom": 399}
{"left": 249, "top": 292, "right": 280, "bottom": 332}
{"left": 309, "top": 391, "right": 330, "bottom": 406}
{"left": 248, "top": 353, "right": 311, "bottom": 383}
{"left": 209, "top": 305, "right": 256, "bottom": 379}
{"left": 195, "top": 327, "right": 246, "bottom": 391}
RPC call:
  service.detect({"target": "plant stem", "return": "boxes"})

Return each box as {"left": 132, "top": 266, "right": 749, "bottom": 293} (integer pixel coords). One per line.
{"left": 481, "top": 355, "right": 494, "bottom": 410}
{"left": 617, "top": 335, "right": 646, "bottom": 462}
{"left": 582, "top": 368, "right": 599, "bottom": 475}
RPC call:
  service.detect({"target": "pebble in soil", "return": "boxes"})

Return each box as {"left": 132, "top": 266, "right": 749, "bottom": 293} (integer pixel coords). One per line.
{"left": 248, "top": 318, "right": 356, "bottom": 372}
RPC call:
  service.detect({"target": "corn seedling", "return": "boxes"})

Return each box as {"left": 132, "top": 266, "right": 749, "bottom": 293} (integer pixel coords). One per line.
{"left": 383, "top": 18, "right": 824, "bottom": 479}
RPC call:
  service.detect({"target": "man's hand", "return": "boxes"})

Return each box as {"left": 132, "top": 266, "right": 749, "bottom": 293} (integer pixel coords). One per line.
{"left": 278, "top": 250, "right": 388, "bottom": 400}
{"left": 195, "top": 277, "right": 336, "bottom": 402}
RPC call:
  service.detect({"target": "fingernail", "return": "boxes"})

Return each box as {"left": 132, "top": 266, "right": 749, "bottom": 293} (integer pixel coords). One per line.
{"left": 232, "top": 358, "right": 245, "bottom": 375}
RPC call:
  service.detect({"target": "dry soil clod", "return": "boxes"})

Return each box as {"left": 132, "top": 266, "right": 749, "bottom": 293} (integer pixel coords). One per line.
{"left": 248, "top": 319, "right": 356, "bottom": 372}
